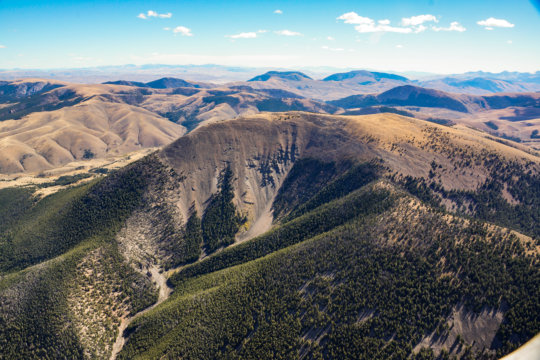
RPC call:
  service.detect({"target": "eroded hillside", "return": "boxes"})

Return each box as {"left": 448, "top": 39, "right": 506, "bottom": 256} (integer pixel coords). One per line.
{"left": 0, "top": 111, "right": 538, "bottom": 359}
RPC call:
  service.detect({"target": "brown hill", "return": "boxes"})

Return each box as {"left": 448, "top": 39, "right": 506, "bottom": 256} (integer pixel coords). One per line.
{"left": 155, "top": 111, "right": 539, "bottom": 240}
{"left": 331, "top": 86, "right": 540, "bottom": 149}
{"left": 0, "top": 98, "right": 185, "bottom": 174}
{"left": 2, "top": 78, "right": 539, "bottom": 176}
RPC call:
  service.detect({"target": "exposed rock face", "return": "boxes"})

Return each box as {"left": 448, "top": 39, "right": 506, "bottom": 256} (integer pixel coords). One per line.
{"left": 159, "top": 113, "right": 372, "bottom": 230}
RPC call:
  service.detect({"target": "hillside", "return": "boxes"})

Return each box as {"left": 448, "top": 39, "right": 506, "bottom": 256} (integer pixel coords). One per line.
{"left": 0, "top": 79, "right": 337, "bottom": 174}
{"left": 0, "top": 112, "right": 538, "bottom": 359}
{"left": 330, "top": 86, "right": 540, "bottom": 149}
{"left": 0, "top": 78, "right": 69, "bottom": 103}
{"left": 2, "top": 78, "right": 540, "bottom": 176}
{"left": 0, "top": 94, "right": 186, "bottom": 174}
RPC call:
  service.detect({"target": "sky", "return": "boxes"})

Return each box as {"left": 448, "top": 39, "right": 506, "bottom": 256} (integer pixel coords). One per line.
{"left": 0, "top": 0, "right": 539, "bottom": 74}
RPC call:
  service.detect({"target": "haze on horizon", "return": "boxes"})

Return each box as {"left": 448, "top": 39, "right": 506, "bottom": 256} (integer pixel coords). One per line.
{"left": 1, "top": 0, "right": 539, "bottom": 74}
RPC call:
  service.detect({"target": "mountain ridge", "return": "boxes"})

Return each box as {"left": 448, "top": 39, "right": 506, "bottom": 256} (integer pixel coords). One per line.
{"left": 0, "top": 111, "right": 538, "bottom": 359}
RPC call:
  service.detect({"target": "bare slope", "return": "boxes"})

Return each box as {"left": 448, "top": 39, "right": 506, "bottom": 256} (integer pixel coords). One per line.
{"left": 155, "top": 111, "right": 538, "bottom": 240}
{"left": 331, "top": 86, "right": 540, "bottom": 149}
{"left": 0, "top": 98, "right": 185, "bottom": 173}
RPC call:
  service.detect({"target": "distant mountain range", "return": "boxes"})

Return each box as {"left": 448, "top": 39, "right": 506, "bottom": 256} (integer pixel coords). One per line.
{"left": 242, "top": 70, "right": 540, "bottom": 97}
{"left": 104, "top": 77, "right": 213, "bottom": 89}
{"left": 1, "top": 65, "right": 539, "bottom": 95}
{"left": 329, "top": 85, "right": 540, "bottom": 113}
{"left": 1, "top": 73, "right": 539, "bottom": 174}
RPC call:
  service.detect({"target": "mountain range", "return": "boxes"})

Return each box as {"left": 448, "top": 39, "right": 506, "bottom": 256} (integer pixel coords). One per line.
{"left": 0, "top": 109, "right": 538, "bottom": 359}
{"left": 1, "top": 70, "right": 539, "bottom": 175}
{"left": 0, "top": 67, "right": 539, "bottom": 359}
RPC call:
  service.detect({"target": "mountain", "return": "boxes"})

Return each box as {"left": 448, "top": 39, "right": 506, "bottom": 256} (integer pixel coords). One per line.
{"left": 242, "top": 69, "right": 540, "bottom": 100}
{"left": 418, "top": 77, "right": 537, "bottom": 95}
{"left": 104, "top": 77, "right": 213, "bottom": 89}
{"left": 323, "top": 70, "right": 409, "bottom": 83}
{"left": 0, "top": 81, "right": 186, "bottom": 174}
{"left": 0, "top": 78, "right": 67, "bottom": 102}
{"left": 0, "top": 97, "right": 185, "bottom": 174}
{"left": 330, "top": 85, "right": 477, "bottom": 113}
{"left": 0, "top": 79, "right": 339, "bottom": 174}
{"left": 144, "top": 77, "right": 211, "bottom": 89}
{"left": 0, "top": 111, "right": 538, "bottom": 359}
{"left": 329, "top": 85, "right": 540, "bottom": 149}
{"left": 248, "top": 71, "right": 313, "bottom": 82}
{"left": 417, "top": 71, "right": 540, "bottom": 95}
{"left": 242, "top": 70, "right": 411, "bottom": 100}
{"left": 452, "top": 71, "right": 540, "bottom": 84}
{"left": 2, "top": 78, "right": 540, "bottom": 176}
{"left": 330, "top": 84, "right": 540, "bottom": 113}
{"left": 102, "top": 80, "right": 149, "bottom": 87}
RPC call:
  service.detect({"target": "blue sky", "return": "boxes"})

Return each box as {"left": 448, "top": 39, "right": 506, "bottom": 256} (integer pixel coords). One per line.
{"left": 1, "top": 0, "right": 539, "bottom": 73}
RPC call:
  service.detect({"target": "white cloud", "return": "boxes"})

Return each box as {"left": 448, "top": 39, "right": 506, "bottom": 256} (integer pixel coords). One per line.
{"left": 163, "top": 27, "right": 171, "bottom": 31}
{"left": 322, "top": 46, "right": 344, "bottom": 51}
{"left": 414, "top": 25, "right": 427, "bottom": 33}
{"left": 275, "top": 30, "right": 302, "bottom": 36}
{"left": 396, "top": 44, "right": 403, "bottom": 48}
{"left": 401, "top": 14, "right": 438, "bottom": 26}
{"left": 226, "top": 32, "right": 258, "bottom": 39}
{"left": 507, "top": 40, "right": 513, "bottom": 44}
{"left": 337, "top": 12, "right": 374, "bottom": 25}
{"left": 138, "top": 10, "right": 172, "bottom": 19}
{"left": 0, "top": 45, "right": 5, "bottom": 49}
{"left": 327, "top": 36, "right": 335, "bottom": 40}
{"left": 337, "top": 12, "right": 414, "bottom": 33}
{"left": 173, "top": 26, "right": 193, "bottom": 36}
{"left": 354, "top": 23, "right": 412, "bottom": 33}
{"left": 338, "top": 12, "right": 468, "bottom": 35}
{"left": 258, "top": 30, "right": 267, "bottom": 33}
{"left": 432, "top": 21, "right": 466, "bottom": 32}
{"left": 477, "top": 17, "right": 514, "bottom": 29}
{"left": 274, "top": 9, "right": 283, "bottom": 14}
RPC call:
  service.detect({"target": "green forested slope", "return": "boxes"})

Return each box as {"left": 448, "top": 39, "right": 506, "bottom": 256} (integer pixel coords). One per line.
{"left": 0, "top": 155, "right": 167, "bottom": 359}
{"left": 1, "top": 112, "right": 539, "bottom": 360}
{"left": 119, "top": 179, "right": 539, "bottom": 360}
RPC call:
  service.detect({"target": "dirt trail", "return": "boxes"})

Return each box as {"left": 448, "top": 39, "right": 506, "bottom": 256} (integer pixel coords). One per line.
{"left": 110, "top": 265, "right": 172, "bottom": 360}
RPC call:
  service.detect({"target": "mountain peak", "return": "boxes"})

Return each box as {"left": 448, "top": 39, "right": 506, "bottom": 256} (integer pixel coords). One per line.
{"left": 145, "top": 77, "right": 201, "bottom": 89}
{"left": 248, "top": 71, "right": 313, "bottom": 82}
{"left": 323, "top": 70, "right": 409, "bottom": 82}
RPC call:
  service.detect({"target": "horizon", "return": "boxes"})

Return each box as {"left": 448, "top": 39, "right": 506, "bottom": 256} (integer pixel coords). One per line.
{"left": 3, "top": 63, "right": 540, "bottom": 75}
{"left": 1, "top": 64, "right": 539, "bottom": 85}
{"left": 1, "top": 0, "right": 540, "bottom": 73}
